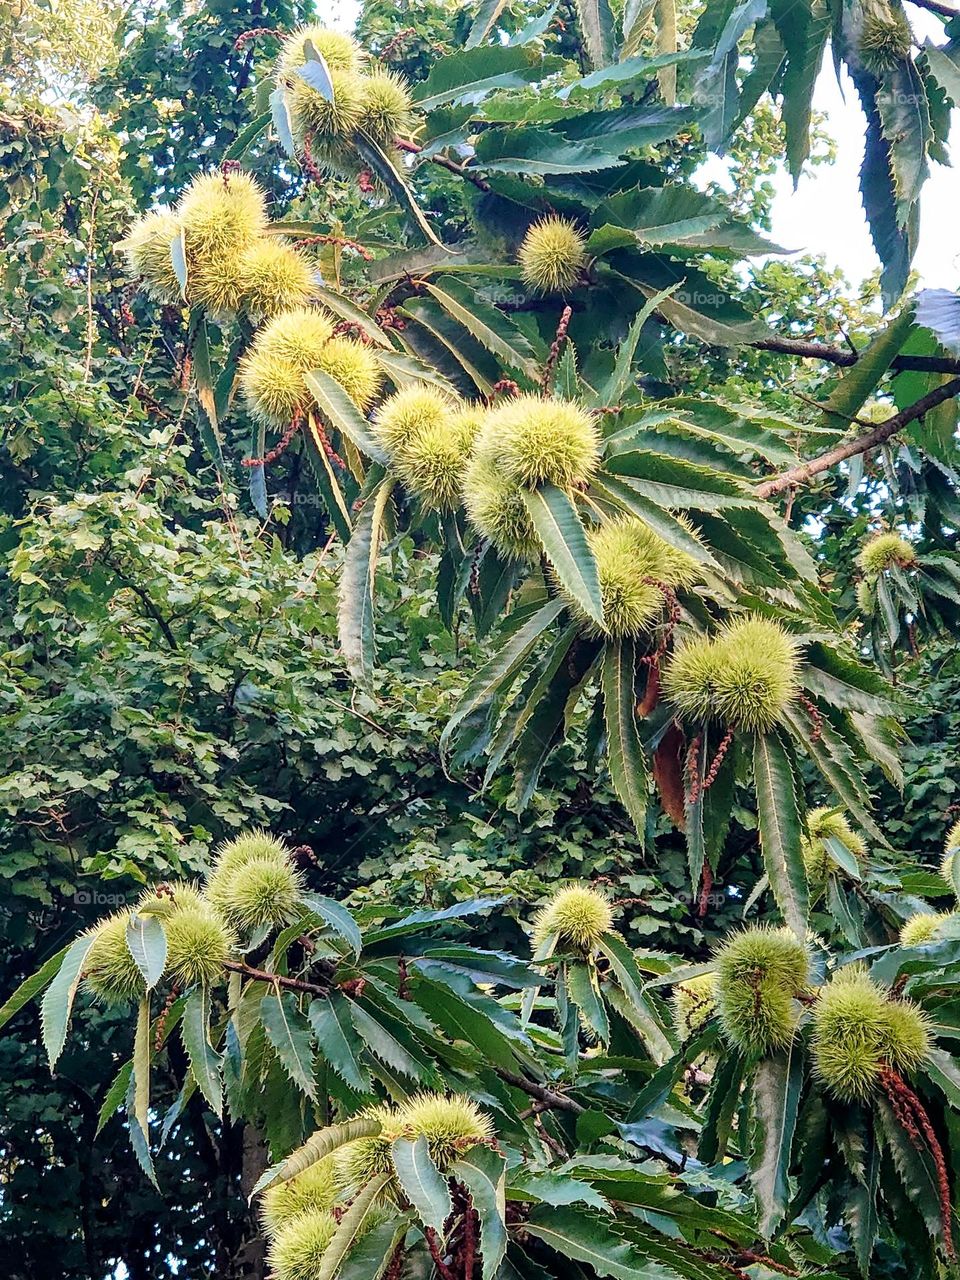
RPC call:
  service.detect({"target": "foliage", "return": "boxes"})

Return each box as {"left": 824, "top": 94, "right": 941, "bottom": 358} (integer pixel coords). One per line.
{"left": 6, "top": 0, "right": 960, "bottom": 1278}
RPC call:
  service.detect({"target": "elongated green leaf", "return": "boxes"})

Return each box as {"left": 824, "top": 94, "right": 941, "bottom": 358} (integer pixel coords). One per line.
{"left": 567, "top": 961, "right": 610, "bottom": 1044}
{"left": 771, "top": 0, "right": 830, "bottom": 183}
{"left": 753, "top": 729, "right": 806, "bottom": 936}
{"left": 261, "top": 992, "right": 316, "bottom": 1099}
{"left": 339, "top": 1217, "right": 412, "bottom": 1280}
{"left": 453, "top": 1146, "right": 507, "bottom": 1280}
{"left": 413, "top": 977, "right": 521, "bottom": 1069}
{"left": 305, "top": 370, "right": 390, "bottom": 465}
{"left": 301, "top": 893, "right": 363, "bottom": 957}
{"left": 520, "top": 486, "right": 602, "bottom": 625}
{"left": 337, "top": 477, "right": 394, "bottom": 688}
{"left": 595, "top": 285, "right": 678, "bottom": 407}
{"left": 876, "top": 1096, "right": 945, "bottom": 1243}
{"left": 41, "top": 933, "right": 95, "bottom": 1070}
{"left": 819, "top": 307, "right": 915, "bottom": 431}
{"left": 923, "top": 1046, "right": 960, "bottom": 1110}
{"left": 573, "top": 0, "right": 616, "bottom": 68}
{"left": 483, "top": 627, "right": 578, "bottom": 788}
{"left": 750, "top": 1045, "right": 802, "bottom": 1238}
{"left": 302, "top": 412, "right": 353, "bottom": 543}
{"left": 97, "top": 1059, "right": 133, "bottom": 1136}
{"left": 349, "top": 999, "right": 437, "bottom": 1083}
{"left": 467, "top": 0, "right": 508, "bottom": 47}
{"left": 601, "top": 639, "right": 648, "bottom": 835}
{"left": 182, "top": 987, "right": 223, "bottom": 1115}
{"left": 317, "top": 1173, "right": 392, "bottom": 1280}
{"left": 413, "top": 46, "right": 563, "bottom": 110}
{"left": 422, "top": 280, "right": 540, "bottom": 380}
{"left": 473, "top": 127, "right": 621, "bottom": 176}
{"left": 848, "top": 1129, "right": 880, "bottom": 1277}
{"left": 441, "top": 597, "right": 566, "bottom": 756}
{"left": 392, "top": 1136, "right": 452, "bottom": 1233}
{"left": 191, "top": 317, "right": 225, "bottom": 465}
{"left": 354, "top": 131, "right": 445, "bottom": 248}
{"left": 0, "top": 944, "right": 69, "bottom": 1032}
{"left": 365, "top": 896, "right": 509, "bottom": 944}
{"left": 307, "top": 994, "right": 371, "bottom": 1094}
{"left": 224, "top": 110, "right": 272, "bottom": 161}
{"left": 597, "top": 933, "right": 673, "bottom": 1063}
{"left": 126, "top": 912, "right": 167, "bottom": 991}
{"left": 125, "top": 1065, "right": 158, "bottom": 1187}
{"left": 699, "top": 1049, "right": 746, "bottom": 1163}
{"left": 526, "top": 1204, "right": 656, "bottom": 1280}
{"left": 254, "top": 1116, "right": 383, "bottom": 1196}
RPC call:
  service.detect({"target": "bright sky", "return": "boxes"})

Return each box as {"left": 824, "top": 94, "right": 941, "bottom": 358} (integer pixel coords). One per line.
{"left": 720, "top": 7, "right": 960, "bottom": 292}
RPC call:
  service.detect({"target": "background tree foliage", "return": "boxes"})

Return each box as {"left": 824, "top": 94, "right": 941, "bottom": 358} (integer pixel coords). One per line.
{"left": 3, "top": 1, "right": 960, "bottom": 1278}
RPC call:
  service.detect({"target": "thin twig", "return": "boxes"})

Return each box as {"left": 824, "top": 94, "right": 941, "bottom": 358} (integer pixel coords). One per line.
{"left": 756, "top": 378, "right": 960, "bottom": 499}
{"left": 223, "top": 959, "right": 331, "bottom": 997}
{"left": 495, "top": 1068, "right": 585, "bottom": 1113}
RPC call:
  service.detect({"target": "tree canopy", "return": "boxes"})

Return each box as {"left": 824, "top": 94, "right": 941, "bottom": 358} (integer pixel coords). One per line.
{"left": 4, "top": 1, "right": 960, "bottom": 1278}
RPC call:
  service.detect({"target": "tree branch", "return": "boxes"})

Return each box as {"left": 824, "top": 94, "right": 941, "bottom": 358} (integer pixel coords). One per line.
{"left": 395, "top": 136, "right": 491, "bottom": 192}
{"left": 494, "top": 1067, "right": 585, "bottom": 1113}
{"left": 755, "top": 377, "right": 960, "bottom": 499}
{"left": 752, "top": 334, "right": 960, "bottom": 375}
{"left": 223, "top": 959, "right": 332, "bottom": 997}
{"left": 906, "top": 0, "right": 958, "bottom": 18}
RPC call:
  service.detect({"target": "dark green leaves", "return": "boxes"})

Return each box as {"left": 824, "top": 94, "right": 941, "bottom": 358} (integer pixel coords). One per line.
{"left": 601, "top": 639, "right": 647, "bottom": 833}
{"left": 260, "top": 992, "right": 316, "bottom": 1099}
{"left": 750, "top": 1046, "right": 803, "bottom": 1237}
{"left": 308, "top": 994, "right": 371, "bottom": 1094}
{"left": 413, "top": 46, "right": 564, "bottom": 111}
{"left": 337, "top": 477, "right": 395, "bottom": 688}
{"left": 452, "top": 1146, "right": 507, "bottom": 1280}
{"left": 753, "top": 729, "right": 807, "bottom": 936}
{"left": 520, "top": 486, "right": 602, "bottom": 625}
{"left": 392, "top": 1136, "right": 451, "bottom": 1233}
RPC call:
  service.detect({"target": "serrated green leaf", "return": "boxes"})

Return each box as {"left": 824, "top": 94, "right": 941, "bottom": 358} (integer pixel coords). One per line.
{"left": 601, "top": 639, "right": 648, "bottom": 834}
{"left": 392, "top": 1136, "right": 452, "bottom": 1233}
{"left": 305, "top": 370, "right": 390, "bottom": 466}
{"left": 307, "top": 994, "right": 372, "bottom": 1094}
{"left": 750, "top": 1044, "right": 802, "bottom": 1238}
{"left": 96, "top": 1059, "right": 132, "bottom": 1136}
{"left": 317, "top": 1173, "right": 392, "bottom": 1280}
{"left": 819, "top": 307, "right": 915, "bottom": 431}
{"left": 520, "top": 486, "right": 602, "bottom": 624}
{"left": 337, "top": 476, "right": 394, "bottom": 689}
{"left": 526, "top": 1204, "right": 663, "bottom": 1280}
{"left": 453, "top": 1145, "right": 507, "bottom": 1280}
{"left": 126, "top": 912, "right": 167, "bottom": 991}
{"left": 422, "top": 280, "right": 540, "bottom": 380}
{"left": 253, "top": 1116, "right": 383, "bottom": 1196}
{"left": 261, "top": 991, "right": 316, "bottom": 1099}
{"left": 0, "top": 944, "right": 69, "bottom": 1033}
{"left": 182, "top": 987, "right": 223, "bottom": 1115}
{"left": 41, "top": 933, "right": 95, "bottom": 1070}
{"left": 301, "top": 892, "right": 363, "bottom": 957}
{"left": 354, "top": 131, "right": 446, "bottom": 247}
{"left": 753, "top": 729, "right": 807, "bottom": 936}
